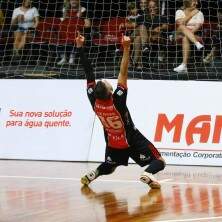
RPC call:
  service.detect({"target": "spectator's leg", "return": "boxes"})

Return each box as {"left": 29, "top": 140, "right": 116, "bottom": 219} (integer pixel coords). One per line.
{"left": 139, "top": 24, "right": 149, "bottom": 50}
{"left": 182, "top": 36, "right": 190, "bottom": 65}
{"left": 178, "top": 25, "right": 203, "bottom": 50}
{"left": 173, "top": 36, "right": 189, "bottom": 73}
{"left": 177, "top": 25, "right": 197, "bottom": 43}
{"left": 133, "top": 35, "right": 142, "bottom": 68}
{"left": 57, "top": 45, "right": 67, "bottom": 65}
{"left": 18, "top": 33, "right": 27, "bottom": 57}
{"left": 203, "top": 47, "right": 215, "bottom": 64}
{"left": 68, "top": 45, "right": 75, "bottom": 65}
{"left": 13, "top": 32, "right": 22, "bottom": 56}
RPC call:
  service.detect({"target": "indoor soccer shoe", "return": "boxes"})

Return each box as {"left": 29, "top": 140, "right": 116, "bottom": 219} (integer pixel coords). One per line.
{"left": 81, "top": 170, "right": 97, "bottom": 186}
{"left": 140, "top": 172, "right": 161, "bottom": 189}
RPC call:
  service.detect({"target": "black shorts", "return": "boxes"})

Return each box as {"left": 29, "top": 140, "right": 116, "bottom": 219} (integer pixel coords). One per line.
{"left": 104, "top": 130, "right": 161, "bottom": 167}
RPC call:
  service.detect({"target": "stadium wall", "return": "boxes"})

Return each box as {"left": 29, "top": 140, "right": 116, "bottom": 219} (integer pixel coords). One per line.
{"left": 0, "top": 80, "right": 221, "bottom": 166}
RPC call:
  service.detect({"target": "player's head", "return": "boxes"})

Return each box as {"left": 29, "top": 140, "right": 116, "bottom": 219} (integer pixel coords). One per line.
{"left": 94, "top": 80, "right": 113, "bottom": 100}
{"left": 22, "top": 0, "right": 31, "bottom": 7}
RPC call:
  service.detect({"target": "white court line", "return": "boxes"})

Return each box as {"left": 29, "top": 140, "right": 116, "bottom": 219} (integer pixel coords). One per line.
{"left": 0, "top": 175, "right": 170, "bottom": 183}
{"left": 154, "top": 216, "right": 222, "bottom": 222}
{"left": 0, "top": 175, "right": 222, "bottom": 186}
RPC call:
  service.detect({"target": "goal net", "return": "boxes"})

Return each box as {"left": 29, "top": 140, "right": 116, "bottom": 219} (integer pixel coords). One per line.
{"left": 0, "top": 0, "right": 221, "bottom": 80}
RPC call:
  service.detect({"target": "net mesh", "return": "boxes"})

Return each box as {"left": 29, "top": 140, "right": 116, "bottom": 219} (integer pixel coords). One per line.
{"left": 0, "top": 0, "right": 221, "bottom": 80}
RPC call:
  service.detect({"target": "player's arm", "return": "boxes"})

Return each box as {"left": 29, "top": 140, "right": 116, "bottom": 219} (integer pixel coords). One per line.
{"left": 117, "top": 36, "right": 131, "bottom": 88}
{"left": 76, "top": 32, "right": 95, "bottom": 83}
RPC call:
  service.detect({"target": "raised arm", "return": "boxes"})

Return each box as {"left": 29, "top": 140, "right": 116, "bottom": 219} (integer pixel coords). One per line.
{"left": 117, "top": 36, "right": 131, "bottom": 88}
{"left": 76, "top": 32, "right": 95, "bottom": 83}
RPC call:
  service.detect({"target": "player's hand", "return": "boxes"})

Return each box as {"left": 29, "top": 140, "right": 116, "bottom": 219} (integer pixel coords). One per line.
{"left": 121, "top": 35, "right": 131, "bottom": 49}
{"left": 75, "top": 31, "right": 85, "bottom": 48}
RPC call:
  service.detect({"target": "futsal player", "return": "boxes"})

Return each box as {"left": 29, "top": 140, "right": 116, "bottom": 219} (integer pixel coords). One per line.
{"left": 76, "top": 32, "right": 165, "bottom": 189}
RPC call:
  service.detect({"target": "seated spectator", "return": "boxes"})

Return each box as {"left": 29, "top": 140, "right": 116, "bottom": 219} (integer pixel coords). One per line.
{"left": 132, "top": 0, "right": 148, "bottom": 69}
{"left": 0, "top": 9, "right": 5, "bottom": 59}
{"left": 138, "top": 0, "right": 168, "bottom": 62}
{"left": 11, "top": 0, "right": 39, "bottom": 59}
{"left": 119, "top": 2, "right": 143, "bottom": 68}
{"left": 0, "top": 9, "right": 4, "bottom": 30}
{"left": 57, "top": 0, "right": 91, "bottom": 65}
{"left": 138, "top": 0, "right": 148, "bottom": 15}
{"left": 203, "top": 10, "right": 222, "bottom": 64}
{"left": 173, "top": 0, "right": 204, "bottom": 73}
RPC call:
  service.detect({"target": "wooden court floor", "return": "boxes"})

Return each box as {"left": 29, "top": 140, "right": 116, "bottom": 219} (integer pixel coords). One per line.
{"left": 0, "top": 160, "right": 222, "bottom": 222}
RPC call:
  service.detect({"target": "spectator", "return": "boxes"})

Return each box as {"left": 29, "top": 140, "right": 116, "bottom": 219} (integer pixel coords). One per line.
{"left": 138, "top": 0, "right": 168, "bottom": 62}
{"left": 138, "top": 0, "right": 148, "bottom": 15}
{"left": 119, "top": 2, "right": 143, "bottom": 69}
{"left": 0, "top": 9, "right": 5, "bottom": 60}
{"left": 11, "top": 0, "right": 39, "bottom": 58}
{"left": 203, "top": 10, "right": 222, "bottom": 64}
{"left": 173, "top": 0, "right": 204, "bottom": 73}
{"left": 57, "top": 0, "right": 91, "bottom": 65}
{"left": 123, "top": 0, "right": 148, "bottom": 70}
{"left": 0, "top": 9, "right": 4, "bottom": 29}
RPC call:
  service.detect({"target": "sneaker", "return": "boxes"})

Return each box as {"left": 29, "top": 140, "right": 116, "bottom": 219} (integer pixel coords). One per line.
{"left": 140, "top": 172, "right": 161, "bottom": 189}
{"left": 68, "top": 56, "right": 74, "bottom": 65}
{"left": 173, "top": 63, "right": 187, "bottom": 73}
{"left": 158, "top": 51, "right": 165, "bottom": 62}
{"left": 68, "top": 54, "right": 75, "bottom": 64}
{"left": 203, "top": 53, "right": 214, "bottom": 64}
{"left": 158, "top": 55, "right": 164, "bottom": 62}
{"left": 195, "top": 42, "right": 204, "bottom": 51}
{"left": 142, "top": 47, "right": 149, "bottom": 54}
{"left": 81, "top": 170, "right": 97, "bottom": 186}
{"left": 57, "top": 57, "right": 67, "bottom": 65}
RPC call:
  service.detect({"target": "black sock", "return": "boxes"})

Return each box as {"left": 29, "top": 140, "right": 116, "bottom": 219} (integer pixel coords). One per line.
{"left": 96, "top": 162, "right": 117, "bottom": 176}
{"left": 145, "top": 159, "right": 165, "bottom": 174}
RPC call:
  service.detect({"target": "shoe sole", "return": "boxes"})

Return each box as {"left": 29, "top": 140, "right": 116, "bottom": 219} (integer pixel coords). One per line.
{"left": 149, "top": 181, "right": 161, "bottom": 189}
{"left": 140, "top": 176, "right": 161, "bottom": 189}
{"left": 173, "top": 70, "right": 188, "bottom": 73}
{"left": 81, "top": 176, "right": 90, "bottom": 186}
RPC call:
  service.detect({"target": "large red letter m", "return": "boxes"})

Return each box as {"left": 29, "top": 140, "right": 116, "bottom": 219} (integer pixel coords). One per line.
{"left": 154, "top": 114, "right": 184, "bottom": 142}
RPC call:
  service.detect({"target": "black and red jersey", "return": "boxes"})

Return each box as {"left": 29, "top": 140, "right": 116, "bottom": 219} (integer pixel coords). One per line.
{"left": 87, "top": 81, "right": 135, "bottom": 149}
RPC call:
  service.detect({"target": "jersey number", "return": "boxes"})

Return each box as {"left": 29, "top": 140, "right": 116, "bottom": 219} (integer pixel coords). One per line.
{"left": 99, "top": 116, "right": 123, "bottom": 129}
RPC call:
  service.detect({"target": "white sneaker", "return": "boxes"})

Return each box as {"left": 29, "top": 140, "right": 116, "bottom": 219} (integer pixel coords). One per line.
{"left": 203, "top": 53, "right": 214, "bottom": 64}
{"left": 158, "top": 56, "right": 164, "bottom": 62}
{"left": 57, "top": 57, "right": 67, "bottom": 65}
{"left": 158, "top": 52, "right": 164, "bottom": 62}
{"left": 140, "top": 172, "right": 161, "bottom": 189}
{"left": 195, "top": 42, "right": 204, "bottom": 51}
{"left": 173, "top": 63, "right": 187, "bottom": 73}
{"left": 68, "top": 56, "right": 74, "bottom": 65}
{"left": 81, "top": 170, "right": 97, "bottom": 186}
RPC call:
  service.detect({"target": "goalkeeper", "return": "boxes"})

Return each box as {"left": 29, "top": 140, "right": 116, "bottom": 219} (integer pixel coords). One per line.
{"left": 76, "top": 32, "right": 165, "bottom": 189}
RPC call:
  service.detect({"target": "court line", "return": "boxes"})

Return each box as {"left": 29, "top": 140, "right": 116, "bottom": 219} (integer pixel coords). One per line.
{"left": 154, "top": 216, "right": 222, "bottom": 222}
{"left": 0, "top": 175, "right": 222, "bottom": 186}
{"left": 0, "top": 175, "right": 170, "bottom": 183}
